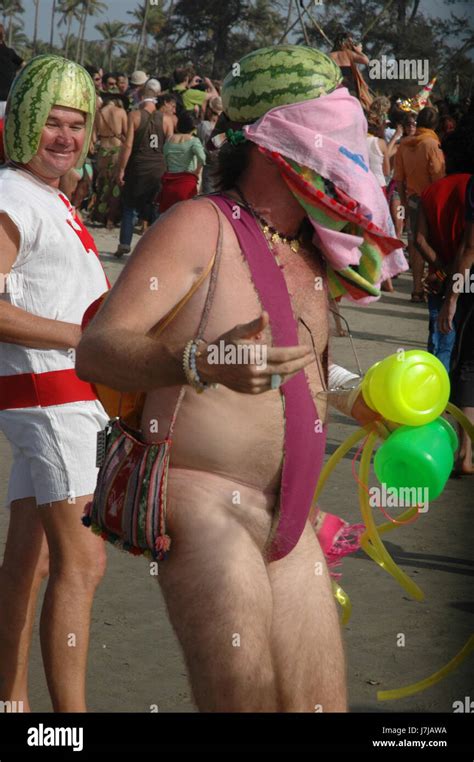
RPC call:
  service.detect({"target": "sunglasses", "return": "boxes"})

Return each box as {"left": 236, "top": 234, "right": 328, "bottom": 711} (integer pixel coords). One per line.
{"left": 299, "top": 313, "right": 363, "bottom": 393}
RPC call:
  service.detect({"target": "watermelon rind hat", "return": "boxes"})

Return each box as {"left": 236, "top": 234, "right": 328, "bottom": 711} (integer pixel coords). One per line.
{"left": 221, "top": 45, "right": 342, "bottom": 123}
{"left": 4, "top": 55, "right": 96, "bottom": 169}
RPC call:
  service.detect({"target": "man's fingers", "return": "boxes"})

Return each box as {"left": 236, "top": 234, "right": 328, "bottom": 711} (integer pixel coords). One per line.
{"left": 259, "top": 353, "right": 315, "bottom": 377}
{"left": 230, "top": 312, "right": 269, "bottom": 340}
{"left": 263, "top": 345, "right": 313, "bottom": 363}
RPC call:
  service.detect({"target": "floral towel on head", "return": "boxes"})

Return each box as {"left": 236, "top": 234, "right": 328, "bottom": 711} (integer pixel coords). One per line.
{"left": 244, "top": 87, "right": 408, "bottom": 302}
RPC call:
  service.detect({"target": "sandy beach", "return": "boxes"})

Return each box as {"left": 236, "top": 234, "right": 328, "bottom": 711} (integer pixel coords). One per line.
{"left": 0, "top": 222, "right": 471, "bottom": 713}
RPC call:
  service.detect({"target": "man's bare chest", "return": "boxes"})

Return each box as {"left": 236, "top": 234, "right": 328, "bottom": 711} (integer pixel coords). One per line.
{"left": 273, "top": 242, "right": 329, "bottom": 356}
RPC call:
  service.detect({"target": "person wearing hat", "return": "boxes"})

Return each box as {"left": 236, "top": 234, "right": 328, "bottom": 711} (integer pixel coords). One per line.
{"left": 114, "top": 80, "right": 174, "bottom": 253}
{"left": 0, "top": 55, "right": 109, "bottom": 712}
{"left": 138, "top": 77, "right": 161, "bottom": 107}
{"left": 77, "top": 46, "right": 401, "bottom": 712}
{"left": 128, "top": 70, "right": 148, "bottom": 109}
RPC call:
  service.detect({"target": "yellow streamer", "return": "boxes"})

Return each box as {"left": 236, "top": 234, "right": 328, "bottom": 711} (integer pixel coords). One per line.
{"left": 312, "top": 427, "right": 367, "bottom": 505}
{"left": 375, "top": 506, "right": 418, "bottom": 536}
{"left": 446, "top": 402, "right": 474, "bottom": 442}
{"left": 332, "top": 580, "right": 352, "bottom": 625}
{"left": 377, "top": 634, "right": 474, "bottom": 700}
{"left": 314, "top": 402, "right": 474, "bottom": 698}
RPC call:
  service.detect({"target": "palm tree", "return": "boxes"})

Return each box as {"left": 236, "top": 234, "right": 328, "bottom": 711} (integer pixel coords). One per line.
{"left": 134, "top": 0, "right": 149, "bottom": 69}
{"left": 0, "top": 0, "right": 24, "bottom": 47}
{"left": 49, "top": 0, "right": 56, "bottom": 50}
{"left": 32, "top": 0, "right": 40, "bottom": 55}
{"left": 94, "top": 20, "right": 130, "bottom": 71}
{"left": 127, "top": 0, "right": 167, "bottom": 70}
{"left": 57, "top": 0, "right": 82, "bottom": 59}
{"left": 75, "top": 0, "right": 106, "bottom": 65}
{"left": 7, "top": 18, "right": 27, "bottom": 48}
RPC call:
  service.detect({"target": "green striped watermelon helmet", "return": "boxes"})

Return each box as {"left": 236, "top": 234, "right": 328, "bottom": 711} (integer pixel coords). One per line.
{"left": 221, "top": 45, "right": 342, "bottom": 123}
{"left": 4, "top": 55, "right": 96, "bottom": 168}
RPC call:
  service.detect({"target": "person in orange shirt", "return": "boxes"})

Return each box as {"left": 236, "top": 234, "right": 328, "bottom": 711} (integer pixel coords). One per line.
{"left": 394, "top": 107, "right": 445, "bottom": 301}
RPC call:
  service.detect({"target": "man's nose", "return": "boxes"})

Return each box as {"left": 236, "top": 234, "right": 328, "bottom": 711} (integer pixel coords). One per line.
{"left": 55, "top": 126, "right": 75, "bottom": 141}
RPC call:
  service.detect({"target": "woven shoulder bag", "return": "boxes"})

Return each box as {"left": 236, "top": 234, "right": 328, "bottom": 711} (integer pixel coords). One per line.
{"left": 82, "top": 203, "right": 224, "bottom": 560}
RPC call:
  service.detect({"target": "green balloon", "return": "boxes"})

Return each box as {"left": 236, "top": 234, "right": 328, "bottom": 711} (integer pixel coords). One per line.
{"left": 374, "top": 418, "right": 458, "bottom": 502}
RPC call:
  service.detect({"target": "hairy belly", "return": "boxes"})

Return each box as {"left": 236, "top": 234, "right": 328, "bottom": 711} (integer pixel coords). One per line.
{"left": 142, "top": 362, "right": 326, "bottom": 495}
{"left": 142, "top": 383, "right": 285, "bottom": 493}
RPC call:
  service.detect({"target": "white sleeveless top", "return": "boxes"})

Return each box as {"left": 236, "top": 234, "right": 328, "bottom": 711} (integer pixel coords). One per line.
{"left": 366, "top": 135, "right": 386, "bottom": 187}
{"left": 0, "top": 166, "right": 108, "bottom": 376}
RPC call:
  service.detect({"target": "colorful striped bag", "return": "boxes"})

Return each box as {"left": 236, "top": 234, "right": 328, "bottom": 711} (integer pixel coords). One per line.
{"left": 82, "top": 206, "right": 223, "bottom": 560}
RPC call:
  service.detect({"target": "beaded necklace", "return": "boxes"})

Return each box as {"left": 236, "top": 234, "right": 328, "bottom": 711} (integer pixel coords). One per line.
{"left": 234, "top": 185, "right": 303, "bottom": 253}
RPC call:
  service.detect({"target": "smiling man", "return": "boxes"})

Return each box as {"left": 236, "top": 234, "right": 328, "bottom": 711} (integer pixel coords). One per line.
{"left": 0, "top": 56, "right": 109, "bottom": 712}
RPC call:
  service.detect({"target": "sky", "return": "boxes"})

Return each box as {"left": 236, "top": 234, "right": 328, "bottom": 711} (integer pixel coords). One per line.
{"left": 13, "top": 0, "right": 474, "bottom": 45}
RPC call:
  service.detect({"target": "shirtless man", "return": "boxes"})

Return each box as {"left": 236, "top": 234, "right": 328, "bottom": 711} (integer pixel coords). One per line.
{"left": 77, "top": 46, "right": 384, "bottom": 712}
{"left": 0, "top": 56, "right": 108, "bottom": 712}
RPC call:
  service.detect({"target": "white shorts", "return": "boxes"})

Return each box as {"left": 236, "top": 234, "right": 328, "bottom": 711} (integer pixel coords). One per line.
{"left": 0, "top": 401, "right": 108, "bottom": 506}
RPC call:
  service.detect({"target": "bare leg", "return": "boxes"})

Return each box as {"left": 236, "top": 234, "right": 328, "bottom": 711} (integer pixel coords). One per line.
{"left": 158, "top": 470, "right": 346, "bottom": 712}
{"left": 268, "top": 522, "right": 347, "bottom": 711}
{"left": 381, "top": 277, "right": 394, "bottom": 292}
{"left": 38, "top": 496, "right": 106, "bottom": 712}
{"left": 0, "top": 498, "right": 49, "bottom": 710}
{"left": 455, "top": 406, "right": 474, "bottom": 474}
{"left": 390, "top": 197, "right": 404, "bottom": 239}
{"left": 408, "top": 241, "right": 425, "bottom": 296}
{"left": 158, "top": 470, "right": 277, "bottom": 711}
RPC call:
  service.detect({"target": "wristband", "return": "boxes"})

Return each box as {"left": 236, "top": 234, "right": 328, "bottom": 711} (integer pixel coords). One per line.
{"left": 183, "top": 339, "right": 218, "bottom": 393}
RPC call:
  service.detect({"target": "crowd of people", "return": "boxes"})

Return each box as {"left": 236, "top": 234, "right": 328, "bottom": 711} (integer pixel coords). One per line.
{"left": 0, "top": 23, "right": 472, "bottom": 715}
{"left": 64, "top": 64, "right": 223, "bottom": 256}
{"left": 327, "top": 32, "right": 473, "bottom": 475}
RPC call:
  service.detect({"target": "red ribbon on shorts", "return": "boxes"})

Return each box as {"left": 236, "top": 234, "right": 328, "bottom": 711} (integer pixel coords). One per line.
{"left": 0, "top": 369, "right": 98, "bottom": 410}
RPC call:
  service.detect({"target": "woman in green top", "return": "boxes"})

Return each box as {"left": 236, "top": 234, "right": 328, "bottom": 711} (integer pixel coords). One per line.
{"left": 158, "top": 112, "right": 206, "bottom": 213}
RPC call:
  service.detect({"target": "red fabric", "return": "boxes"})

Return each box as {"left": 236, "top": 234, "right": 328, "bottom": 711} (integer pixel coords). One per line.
{"left": 421, "top": 173, "right": 470, "bottom": 272}
{"left": 0, "top": 369, "right": 98, "bottom": 410}
{"left": 82, "top": 293, "right": 106, "bottom": 331}
{"left": 157, "top": 171, "right": 198, "bottom": 213}
{"left": 58, "top": 192, "right": 111, "bottom": 289}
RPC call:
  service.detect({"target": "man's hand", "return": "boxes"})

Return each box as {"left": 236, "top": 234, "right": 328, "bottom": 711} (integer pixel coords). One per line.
{"left": 203, "top": 77, "right": 217, "bottom": 94}
{"left": 423, "top": 271, "right": 444, "bottom": 295}
{"left": 438, "top": 295, "right": 457, "bottom": 334}
{"left": 350, "top": 392, "right": 381, "bottom": 427}
{"left": 196, "top": 312, "right": 315, "bottom": 394}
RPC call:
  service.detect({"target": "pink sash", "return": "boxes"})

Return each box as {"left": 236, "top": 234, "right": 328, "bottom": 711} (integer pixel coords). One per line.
{"left": 210, "top": 194, "right": 327, "bottom": 561}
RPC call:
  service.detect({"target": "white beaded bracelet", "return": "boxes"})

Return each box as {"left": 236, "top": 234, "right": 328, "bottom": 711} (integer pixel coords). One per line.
{"left": 183, "top": 339, "right": 217, "bottom": 393}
